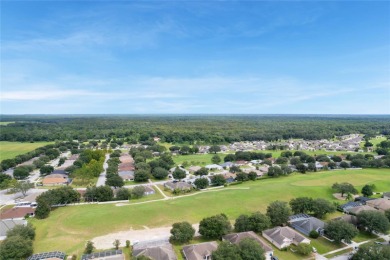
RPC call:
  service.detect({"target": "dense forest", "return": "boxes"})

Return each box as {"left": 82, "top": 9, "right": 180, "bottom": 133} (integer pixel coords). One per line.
{"left": 1, "top": 115, "right": 390, "bottom": 143}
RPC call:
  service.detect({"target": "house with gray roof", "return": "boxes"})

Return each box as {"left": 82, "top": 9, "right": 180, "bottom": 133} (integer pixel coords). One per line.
{"left": 223, "top": 231, "right": 273, "bottom": 260}
{"left": 144, "top": 186, "right": 156, "bottom": 195}
{"left": 366, "top": 198, "right": 390, "bottom": 211}
{"left": 262, "top": 226, "right": 310, "bottom": 250}
{"left": 0, "top": 219, "right": 27, "bottom": 240}
{"left": 182, "top": 241, "right": 218, "bottom": 260}
{"left": 118, "top": 171, "right": 134, "bottom": 181}
{"left": 220, "top": 162, "right": 234, "bottom": 168}
{"left": 164, "top": 181, "right": 193, "bottom": 191}
{"left": 133, "top": 243, "right": 177, "bottom": 260}
{"left": 288, "top": 214, "right": 326, "bottom": 236}
{"left": 383, "top": 192, "right": 390, "bottom": 200}
{"left": 333, "top": 215, "right": 358, "bottom": 226}
{"left": 338, "top": 201, "right": 363, "bottom": 213}
{"left": 347, "top": 205, "right": 377, "bottom": 215}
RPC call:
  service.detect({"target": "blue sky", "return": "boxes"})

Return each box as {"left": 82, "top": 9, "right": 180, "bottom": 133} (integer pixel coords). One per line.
{"left": 1, "top": 1, "right": 389, "bottom": 114}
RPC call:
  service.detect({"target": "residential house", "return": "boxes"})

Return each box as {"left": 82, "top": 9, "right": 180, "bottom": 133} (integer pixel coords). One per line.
{"left": 27, "top": 251, "right": 66, "bottom": 260}
{"left": 169, "top": 166, "right": 189, "bottom": 175}
{"left": 347, "top": 205, "right": 377, "bottom": 215}
{"left": 52, "top": 169, "right": 67, "bottom": 175}
{"left": 222, "top": 231, "right": 273, "bottom": 260}
{"left": 234, "top": 160, "right": 248, "bottom": 166}
{"left": 220, "top": 162, "right": 234, "bottom": 168}
{"left": 242, "top": 168, "right": 264, "bottom": 177}
{"left": 0, "top": 219, "right": 27, "bottom": 240}
{"left": 222, "top": 172, "right": 236, "bottom": 183}
{"left": 182, "top": 241, "right": 218, "bottom": 260}
{"left": 164, "top": 181, "right": 193, "bottom": 191}
{"left": 354, "top": 197, "right": 375, "bottom": 205}
{"left": 133, "top": 243, "right": 177, "bottom": 260}
{"left": 81, "top": 249, "right": 124, "bottom": 260}
{"left": 118, "top": 171, "right": 134, "bottom": 181}
{"left": 366, "top": 198, "right": 390, "bottom": 211}
{"left": 339, "top": 201, "right": 363, "bottom": 213}
{"left": 333, "top": 215, "right": 358, "bottom": 226}
{"left": 0, "top": 207, "right": 35, "bottom": 220}
{"left": 383, "top": 192, "right": 390, "bottom": 200}
{"left": 262, "top": 226, "right": 310, "bottom": 250}
{"left": 188, "top": 166, "right": 202, "bottom": 173}
{"left": 144, "top": 186, "right": 156, "bottom": 195}
{"left": 288, "top": 214, "right": 326, "bottom": 236}
{"left": 42, "top": 174, "right": 70, "bottom": 186}
{"left": 205, "top": 164, "right": 223, "bottom": 171}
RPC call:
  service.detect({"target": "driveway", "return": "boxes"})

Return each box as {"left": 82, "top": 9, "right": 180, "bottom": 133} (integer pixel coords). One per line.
{"left": 96, "top": 153, "right": 110, "bottom": 186}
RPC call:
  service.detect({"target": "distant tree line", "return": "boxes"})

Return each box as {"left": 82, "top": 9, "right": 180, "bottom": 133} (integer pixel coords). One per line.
{"left": 1, "top": 115, "right": 389, "bottom": 143}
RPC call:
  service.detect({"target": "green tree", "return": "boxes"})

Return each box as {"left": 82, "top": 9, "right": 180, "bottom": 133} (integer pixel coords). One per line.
{"left": 266, "top": 201, "right": 291, "bottom": 226}
{"left": 211, "top": 175, "right": 226, "bottom": 186}
{"left": 106, "top": 174, "right": 124, "bottom": 188}
{"left": 195, "top": 167, "right": 209, "bottom": 176}
{"left": 239, "top": 238, "right": 265, "bottom": 260}
{"left": 199, "top": 214, "right": 232, "bottom": 239}
{"left": 113, "top": 239, "right": 120, "bottom": 250}
{"left": 361, "top": 184, "right": 374, "bottom": 197}
{"left": 11, "top": 181, "right": 34, "bottom": 197}
{"left": 296, "top": 243, "right": 312, "bottom": 256}
{"left": 35, "top": 201, "right": 51, "bottom": 219}
{"left": 340, "top": 161, "right": 350, "bottom": 169}
{"left": 212, "top": 154, "right": 222, "bottom": 164}
{"left": 325, "top": 220, "right": 358, "bottom": 243}
{"left": 116, "top": 187, "right": 130, "bottom": 200}
{"left": 357, "top": 211, "right": 390, "bottom": 233}
{"left": 152, "top": 167, "right": 169, "bottom": 180}
{"left": 224, "top": 154, "right": 236, "bottom": 162}
{"left": 311, "top": 198, "right": 336, "bottom": 219}
{"left": 0, "top": 235, "right": 33, "bottom": 260}
{"left": 172, "top": 167, "right": 186, "bottom": 179}
{"left": 247, "top": 171, "right": 257, "bottom": 181}
{"left": 209, "top": 145, "right": 221, "bottom": 154}
{"left": 332, "top": 182, "right": 358, "bottom": 197}
{"left": 248, "top": 212, "right": 271, "bottom": 232}
{"left": 40, "top": 165, "right": 54, "bottom": 175}
{"left": 134, "top": 170, "right": 150, "bottom": 182}
{"left": 351, "top": 242, "right": 390, "bottom": 260}
{"left": 289, "top": 197, "right": 314, "bottom": 214}
{"left": 6, "top": 223, "right": 35, "bottom": 240}
{"left": 267, "top": 166, "right": 283, "bottom": 177}
{"left": 13, "top": 166, "right": 30, "bottom": 180}
{"left": 194, "top": 178, "right": 209, "bottom": 189}
{"left": 131, "top": 186, "right": 146, "bottom": 199}
{"left": 170, "top": 221, "right": 195, "bottom": 243}
{"left": 85, "top": 240, "right": 95, "bottom": 254}
{"left": 212, "top": 242, "right": 242, "bottom": 260}
{"left": 385, "top": 209, "right": 390, "bottom": 222}
{"left": 236, "top": 172, "right": 248, "bottom": 182}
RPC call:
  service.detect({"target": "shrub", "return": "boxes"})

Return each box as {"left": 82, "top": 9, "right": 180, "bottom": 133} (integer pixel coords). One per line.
{"left": 309, "top": 230, "right": 319, "bottom": 239}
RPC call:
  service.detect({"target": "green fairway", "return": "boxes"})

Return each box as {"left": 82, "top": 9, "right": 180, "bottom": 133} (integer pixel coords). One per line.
{"left": 0, "top": 121, "right": 15, "bottom": 125}
{"left": 0, "top": 141, "right": 54, "bottom": 161}
{"left": 30, "top": 169, "right": 390, "bottom": 255}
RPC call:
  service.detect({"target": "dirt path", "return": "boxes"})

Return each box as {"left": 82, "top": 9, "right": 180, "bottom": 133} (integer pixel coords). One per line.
{"left": 92, "top": 224, "right": 200, "bottom": 249}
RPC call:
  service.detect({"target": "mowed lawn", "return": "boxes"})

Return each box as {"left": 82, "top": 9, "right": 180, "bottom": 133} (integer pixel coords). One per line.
{"left": 31, "top": 169, "right": 390, "bottom": 255}
{"left": 0, "top": 141, "right": 54, "bottom": 161}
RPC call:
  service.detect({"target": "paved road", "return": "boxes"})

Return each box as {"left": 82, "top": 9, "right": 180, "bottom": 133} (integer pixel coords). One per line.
{"left": 96, "top": 154, "right": 110, "bottom": 187}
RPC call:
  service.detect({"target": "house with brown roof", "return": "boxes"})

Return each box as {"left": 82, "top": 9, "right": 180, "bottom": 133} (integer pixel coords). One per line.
{"left": 0, "top": 207, "right": 35, "bottom": 220}
{"left": 223, "top": 231, "right": 273, "bottom": 260}
{"left": 182, "top": 241, "right": 218, "bottom": 260}
{"left": 366, "top": 198, "right": 390, "bottom": 211}
{"left": 133, "top": 243, "right": 177, "bottom": 260}
{"left": 42, "top": 174, "right": 70, "bottom": 186}
{"left": 347, "top": 205, "right": 377, "bottom": 215}
{"left": 262, "top": 226, "right": 310, "bottom": 250}
{"left": 333, "top": 215, "right": 358, "bottom": 226}
{"left": 118, "top": 171, "right": 134, "bottom": 181}
{"left": 188, "top": 166, "right": 202, "bottom": 173}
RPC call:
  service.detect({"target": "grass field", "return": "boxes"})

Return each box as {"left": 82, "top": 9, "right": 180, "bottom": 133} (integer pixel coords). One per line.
{"left": 0, "top": 121, "right": 15, "bottom": 125}
{"left": 172, "top": 149, "right": 367, "bottom": 167}
{"left": 0, "top": 141, "right": 53, "bottom": 161}
{"left": 30, "top": 168, "right": 390, "bottom": 256}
